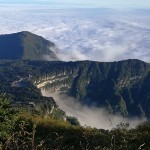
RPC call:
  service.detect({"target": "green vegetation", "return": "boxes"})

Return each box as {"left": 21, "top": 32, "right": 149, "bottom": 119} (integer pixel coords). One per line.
{"left": 0, "top": 31, "right": 58, "bottom": 60}
{"left": 0, "top": 94, "right": 150, "bottom": 149}
{"left": 0, "top": 59, "right": 149, "bottom": 118}
{"left": 0, "top": 32, "right": 150, "bottom": 149}
{"left": 0, "top": 94, "right": 18, "bottom": 143}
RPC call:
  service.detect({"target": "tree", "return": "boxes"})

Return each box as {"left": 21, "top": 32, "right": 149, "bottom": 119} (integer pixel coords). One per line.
{"left": 0, "top": 94, "right": 18, "bottom": 143}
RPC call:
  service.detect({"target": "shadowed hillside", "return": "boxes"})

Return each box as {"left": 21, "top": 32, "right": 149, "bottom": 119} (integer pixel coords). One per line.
{"left": 0, "top": 31, "right": 58, "bottom": 60}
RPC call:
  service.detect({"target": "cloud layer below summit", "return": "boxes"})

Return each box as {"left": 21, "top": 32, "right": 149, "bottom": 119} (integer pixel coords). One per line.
{"left": 0, "top": 6, "right": 150, "bottom": 62}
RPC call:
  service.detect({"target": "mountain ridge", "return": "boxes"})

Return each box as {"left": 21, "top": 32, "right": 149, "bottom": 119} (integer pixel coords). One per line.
{"left": 0, "top": 59, "right": 149, "bottom": 118}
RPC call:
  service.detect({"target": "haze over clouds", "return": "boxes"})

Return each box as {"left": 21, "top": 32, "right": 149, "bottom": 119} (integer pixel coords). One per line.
{"left": 42, "top": 91, "right": 144, "bottom": 129}
{"left": 1, "top": 0, "right": 150, "bottom": 8}
{"left": 0, "top": 5, "right": 150, "bottom": 62}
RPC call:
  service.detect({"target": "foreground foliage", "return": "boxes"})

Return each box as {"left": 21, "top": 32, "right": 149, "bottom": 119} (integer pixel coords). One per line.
{"left": 0, "top": 95, "right": 150, "bottom": 150}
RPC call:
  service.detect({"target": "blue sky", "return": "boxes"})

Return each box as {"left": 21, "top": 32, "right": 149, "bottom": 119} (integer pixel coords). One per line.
{"left": 0, "top": 0, "right": 150, "bottom": 8}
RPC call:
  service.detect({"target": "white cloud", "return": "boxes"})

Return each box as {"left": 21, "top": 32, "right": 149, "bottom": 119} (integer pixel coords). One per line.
{"left": 42, "top": 91, "right": 144, "bottom": 129}
{"left": 0, "top": 6, "right": 150, "bottom": 62}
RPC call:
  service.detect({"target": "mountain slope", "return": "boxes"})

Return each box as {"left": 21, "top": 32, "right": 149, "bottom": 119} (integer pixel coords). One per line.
{"left": 32, "top": 59, "right": 150, "bottom": 118}
{"left": 0, "top": 59, "right": 149, "bottom": 118}
{"left": 0, "top": 31, "right": 58, "bottom": 60}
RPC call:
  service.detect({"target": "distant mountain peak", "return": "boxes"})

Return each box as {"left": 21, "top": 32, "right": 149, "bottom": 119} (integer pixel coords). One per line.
{"left": 0, "top": 31, "right": 59, "bottom": 61}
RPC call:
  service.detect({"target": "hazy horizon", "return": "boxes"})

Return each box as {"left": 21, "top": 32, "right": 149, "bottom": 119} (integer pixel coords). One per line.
{"left": 0, "top": 0, "right": 150, "bottom": 8}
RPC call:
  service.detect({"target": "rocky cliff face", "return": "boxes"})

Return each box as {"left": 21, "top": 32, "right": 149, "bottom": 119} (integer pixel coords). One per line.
{"left": 35, "top": 70, "right": 77, "bottom": 92}
{"left": 31, "top": 59, "right": 150, "bottom": 118}
{"left": 0, "top": 59, "right": 149, "bottom": 118}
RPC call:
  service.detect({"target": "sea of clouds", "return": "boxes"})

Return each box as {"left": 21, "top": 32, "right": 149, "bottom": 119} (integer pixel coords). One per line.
{"left": 0, "top": 5, "right": 150, "bottom": 62}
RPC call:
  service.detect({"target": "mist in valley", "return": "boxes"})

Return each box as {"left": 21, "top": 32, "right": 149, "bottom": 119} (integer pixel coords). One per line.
{"left": 42, "top": 91, "right": 145, "bottom": 130}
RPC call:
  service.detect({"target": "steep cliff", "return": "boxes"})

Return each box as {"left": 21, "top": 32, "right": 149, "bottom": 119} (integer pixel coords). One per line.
{"left": 0, "top": 59, "right": 149, "bottom": 118}
{"left": 31, "top": 59, "right": 150, "bottom": 118}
